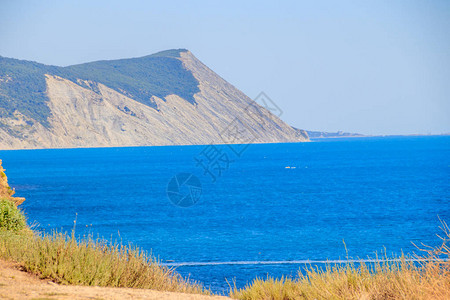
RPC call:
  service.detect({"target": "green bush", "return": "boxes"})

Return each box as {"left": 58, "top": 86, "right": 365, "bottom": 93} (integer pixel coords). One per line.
{"left": 0, "top": 199, "right": 26, "bottom": 231}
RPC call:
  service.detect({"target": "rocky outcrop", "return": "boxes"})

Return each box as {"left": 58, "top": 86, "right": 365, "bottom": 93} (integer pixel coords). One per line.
{"left": 0, "top": 160, "right": 24, "bottom": 206}
{"left": 0, "top": 50, "right": 308, "bottom": 149}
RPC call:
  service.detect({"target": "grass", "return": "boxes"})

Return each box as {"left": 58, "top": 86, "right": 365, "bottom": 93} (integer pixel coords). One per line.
{"left": 230, "top": 221, "right": 450, "bottom": 300}
{"left": 0, "top": 229, "right": 208, "bottom": 294}
{"left": 0, "top": 202, "right": 208, "bottom": 295}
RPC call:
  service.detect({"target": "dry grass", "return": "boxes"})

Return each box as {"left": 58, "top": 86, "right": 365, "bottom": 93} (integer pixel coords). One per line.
{"left": 230, "top": 220, "right": 450, "bottom": 300}
{"left": 0, "top": 228, "right": 208, "bottom": 295}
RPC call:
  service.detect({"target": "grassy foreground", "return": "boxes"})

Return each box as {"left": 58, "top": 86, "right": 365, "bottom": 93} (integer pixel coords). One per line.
{"left": 1, "top": 200, "right": 449, "bottom": 299}
{"left": 1, "top": 158, "right": 449, "bottom": 299}
{"left": 0, "top": 201, "right": 208, "bottom": 295}
{"left": 230, "top": 222, "right": 450, "bottom": 300}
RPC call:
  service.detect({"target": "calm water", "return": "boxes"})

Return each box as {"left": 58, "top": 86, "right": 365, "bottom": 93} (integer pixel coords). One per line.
{"left": 1, "top": 136, "right": 449, "bottom": 294}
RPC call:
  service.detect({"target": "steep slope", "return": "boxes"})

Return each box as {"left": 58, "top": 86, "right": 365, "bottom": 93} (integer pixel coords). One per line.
{"left": 0, "top": 49, "right": 308, "bottom": 149}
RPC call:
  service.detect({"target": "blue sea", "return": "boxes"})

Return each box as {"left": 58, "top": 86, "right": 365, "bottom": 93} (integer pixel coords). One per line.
{"left": 1, "top": 136, "right": 449, "bottom": 294}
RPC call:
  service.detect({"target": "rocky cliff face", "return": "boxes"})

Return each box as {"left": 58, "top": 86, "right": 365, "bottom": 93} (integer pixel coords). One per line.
{"left": 0, "top": 50, "right": 308, "bottom": 149}
{"left": 0, "top": 160, "right": 24, "bottom": 206}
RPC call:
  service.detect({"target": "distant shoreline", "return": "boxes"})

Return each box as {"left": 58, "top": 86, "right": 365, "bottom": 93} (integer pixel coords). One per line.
{"left": 1, "top": 134, "right": 449, "bottom": 151}
{"left": 310, "top": 133, "right": 450, "bottom": 140}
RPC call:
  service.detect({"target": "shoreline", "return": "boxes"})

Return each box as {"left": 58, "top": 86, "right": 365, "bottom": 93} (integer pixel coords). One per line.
{"left": 1, "top": 134, "right": 449, "bottom": 151}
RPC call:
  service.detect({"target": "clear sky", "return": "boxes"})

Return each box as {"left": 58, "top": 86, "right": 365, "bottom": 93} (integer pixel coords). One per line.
{"left": 1, "top": 0, "right": 449, "bottom": 135}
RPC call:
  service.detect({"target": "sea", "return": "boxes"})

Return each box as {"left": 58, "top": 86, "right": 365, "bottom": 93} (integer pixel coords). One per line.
{"left": 0, "top": 136, "right": 449, "bottom": 294}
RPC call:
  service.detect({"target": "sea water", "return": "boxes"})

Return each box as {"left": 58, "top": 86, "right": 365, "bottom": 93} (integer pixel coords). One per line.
{"left": 1, "top": 136, "right": 449, "bottom": 294}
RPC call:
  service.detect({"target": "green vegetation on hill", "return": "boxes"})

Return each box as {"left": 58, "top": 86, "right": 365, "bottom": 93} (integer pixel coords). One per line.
{"left": 146, "top": 48, "right": 188, "bottom": 58}
{"left": 0, "top": 49, "right": 199, "bottom": 127}
{"left": 64, "top": 49, "right": 199, "bottom": 108}
{"left": 0, "top": 57, "right": 54, "bottom": 127}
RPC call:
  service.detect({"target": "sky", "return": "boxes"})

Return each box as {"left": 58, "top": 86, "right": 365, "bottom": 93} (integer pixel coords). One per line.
{"left": 1, "top": 0, "right": 449, "bottom": 135}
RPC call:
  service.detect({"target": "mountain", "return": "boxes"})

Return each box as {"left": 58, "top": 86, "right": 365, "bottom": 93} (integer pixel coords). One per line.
{"left": 0, "top": 49, "right": 308, "bottom": 149}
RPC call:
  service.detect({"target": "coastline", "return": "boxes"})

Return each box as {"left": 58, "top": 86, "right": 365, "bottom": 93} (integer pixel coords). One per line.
{"left": 2, "top": 134, "right": 450, "bottom": 151}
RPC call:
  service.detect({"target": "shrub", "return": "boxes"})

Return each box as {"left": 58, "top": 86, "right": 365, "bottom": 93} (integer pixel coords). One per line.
{"left": 0, "top": 199, "right": 26, "bottom": 231}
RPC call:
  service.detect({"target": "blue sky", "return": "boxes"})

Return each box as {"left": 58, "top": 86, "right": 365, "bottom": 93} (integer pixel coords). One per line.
{"left": 1, "top": 0, "right": 449, "bottom": 135}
